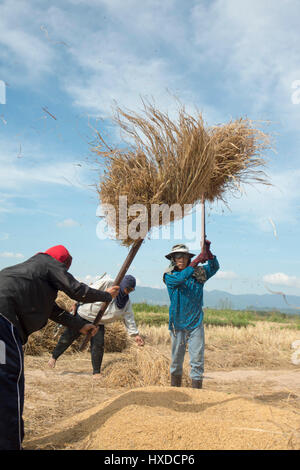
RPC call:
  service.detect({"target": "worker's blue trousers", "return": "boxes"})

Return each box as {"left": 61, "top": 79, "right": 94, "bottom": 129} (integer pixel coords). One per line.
{"left": 0, "top": 314, "right": 24, "bottom": 450}
{"left": 170, "top": 323, "right": 205, "bottom": 380}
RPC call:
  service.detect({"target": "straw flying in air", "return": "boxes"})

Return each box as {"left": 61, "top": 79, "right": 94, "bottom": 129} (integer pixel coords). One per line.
{"left": 95, "top": 102, "right": 270, "bottom": 242}
{"left": 80, "top": 99, "right": 272, "bottom": 350}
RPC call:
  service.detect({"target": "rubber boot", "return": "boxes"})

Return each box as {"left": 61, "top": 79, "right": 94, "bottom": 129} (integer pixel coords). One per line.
{"left": 192, "top": 379, "right": 203, "bottom": 389}
{"left": 171, "top": 374, "right": 182, "bottom": 387}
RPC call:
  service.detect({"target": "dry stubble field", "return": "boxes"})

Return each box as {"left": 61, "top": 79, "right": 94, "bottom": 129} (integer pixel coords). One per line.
{"left": 23, "top": 319, "right": 300, "bottom": 450}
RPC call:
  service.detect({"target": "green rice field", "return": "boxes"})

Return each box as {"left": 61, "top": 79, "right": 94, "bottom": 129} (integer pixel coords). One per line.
{"left": 132, "top": 303, "right": 300, "bottom": 329}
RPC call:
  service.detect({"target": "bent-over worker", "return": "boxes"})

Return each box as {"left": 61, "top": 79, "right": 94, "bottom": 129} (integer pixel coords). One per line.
{"left": 0, "top": 245, "right": 119, "bottom": 450}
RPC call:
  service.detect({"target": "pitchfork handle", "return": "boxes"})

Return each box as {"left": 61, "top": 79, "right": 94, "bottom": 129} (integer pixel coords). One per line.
{"left": 201, "top": 195, "right": 206, "bottom": 250}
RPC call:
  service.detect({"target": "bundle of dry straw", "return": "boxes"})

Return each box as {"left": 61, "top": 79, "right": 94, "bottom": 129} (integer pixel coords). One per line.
{"left": 101, "top": 345, "right": 190, "bottom": 388}
{"left": 206, "top": 118, "right": 270, "bottom": 202}
{"left": 93, "top": 101, "right": 271, "bottom": 246}
{"left": 24, "top": 320, "right": 60, "bottom": 356}
{"left": 55, "top": 290, "right": 75, "bottom": 312}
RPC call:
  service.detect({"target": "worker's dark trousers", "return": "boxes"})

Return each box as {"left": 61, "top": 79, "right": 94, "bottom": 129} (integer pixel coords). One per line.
{"left": 0, "top": 314, "right": 24, "bottom": 450}
{"left": 52, "top": 318, "right": 105, "bottom": 374}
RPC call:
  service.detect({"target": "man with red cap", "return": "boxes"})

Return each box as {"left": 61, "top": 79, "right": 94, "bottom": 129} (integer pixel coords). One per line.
{"left": 0, "top": 245, "right": 119, "bottom": 450}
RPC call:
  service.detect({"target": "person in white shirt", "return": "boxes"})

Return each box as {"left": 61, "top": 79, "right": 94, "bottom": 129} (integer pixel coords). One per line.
{"left": 48, "top": 274, "right": 144, "bottom": 377}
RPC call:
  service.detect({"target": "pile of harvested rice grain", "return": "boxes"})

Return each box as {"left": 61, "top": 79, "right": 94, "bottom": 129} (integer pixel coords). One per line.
{"left": 26, "top": 387, "right": 300, "bottom": 450}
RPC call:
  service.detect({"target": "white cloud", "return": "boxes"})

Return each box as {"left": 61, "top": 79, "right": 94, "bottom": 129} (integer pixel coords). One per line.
{"left": 82, "top": 274, "right": 99, "bottom": 285}
{"left": 215, "top": 270, "right": 238, "bottom": 280}
{"left": 136, "top": 279, "right": 165, "bottom": 289}
{"left": 57, "top": 218, "right": 79, "bottom": 228}
{"left": 192, "top": 0, "right": 300, "bottom": 127}
{"left": 0, "top": 0, "right": 56, "bottom": 83}
{"left": 263, "top": 272, "right": 300, "bottom": 289}
{"left": 0, "top": 251, "right": 24, "bottom": 259}
{"left": 0, "top": 138, "right": 88, "bottom": 197}
{"left": 1, "top": 1, "right": 300, "bottom": 236}
{"left": 0, "top": 162, "right": 87, "bottom": 191}
{"left": 211, "top": 167, "right": 300, "bottom": 230}
{"left": 26, "top": 1, "right": 220, "bottom": 123}
{"left": 1, "top": 0, "right": 300, "bottom": 131}
{"left": 28, "top": 0, "right": 300, "bottom": 138}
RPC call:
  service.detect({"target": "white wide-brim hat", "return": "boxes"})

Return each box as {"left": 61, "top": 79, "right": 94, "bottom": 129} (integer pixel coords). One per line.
{"left": 165, "top": 244, "right": 195, "bottom": 260}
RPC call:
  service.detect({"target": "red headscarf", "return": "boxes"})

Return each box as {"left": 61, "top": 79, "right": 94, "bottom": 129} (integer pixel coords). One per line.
{"left": 44, "top": 245, "right": 73, "bottom": 270}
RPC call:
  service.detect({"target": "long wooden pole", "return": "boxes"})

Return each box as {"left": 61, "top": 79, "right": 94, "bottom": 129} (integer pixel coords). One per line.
{"left": 201, "top": 194, "right": 206, "bottom": 251}
{"left": 79, "top": 238, "right": 144, "bottom": 351}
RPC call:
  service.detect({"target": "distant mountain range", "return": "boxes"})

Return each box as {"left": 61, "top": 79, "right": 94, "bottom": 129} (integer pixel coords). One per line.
{"left": 131, "top": 286, "right": 300, "bottom": 314}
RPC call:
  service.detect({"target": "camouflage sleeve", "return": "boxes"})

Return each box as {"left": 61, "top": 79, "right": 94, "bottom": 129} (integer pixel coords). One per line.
{"left": 192, "top": 266, "right": 207, "bottom": 284}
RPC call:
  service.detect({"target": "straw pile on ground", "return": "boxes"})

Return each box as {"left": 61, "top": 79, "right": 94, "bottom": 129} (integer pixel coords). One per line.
{"left": 26, "top": 386, "right": 300, "bottom": 450}
{"left": 24, "top": 320, "right": 60, "bottom": 356}
{"left": 94, "top": 101, "right": 271, "bottom": 245}
{"left": 24, "top": 289, "right": 129, "bottom": 355}
{"left": 101, "top": 345, "right": 189, "bottom": 388}
{"left": 55, "top": 290, "right": 75, "bottom": 312}
{"left": 24, "top": 320, "right": 128, "bottom": 355}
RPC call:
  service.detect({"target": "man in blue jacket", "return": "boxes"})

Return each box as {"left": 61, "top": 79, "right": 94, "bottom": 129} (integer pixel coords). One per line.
{"left": 163, "top": 241, "right": 219, "bottom": 389}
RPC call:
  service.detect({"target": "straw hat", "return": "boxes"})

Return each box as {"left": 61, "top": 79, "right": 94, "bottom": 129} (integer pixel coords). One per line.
{"left": 165, "top": 244, "right": 195, "bottom": 260}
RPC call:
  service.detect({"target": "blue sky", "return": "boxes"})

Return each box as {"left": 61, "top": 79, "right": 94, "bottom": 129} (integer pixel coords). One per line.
{"left": 0, "top": 0, "right": 300, "bottom": 296}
